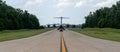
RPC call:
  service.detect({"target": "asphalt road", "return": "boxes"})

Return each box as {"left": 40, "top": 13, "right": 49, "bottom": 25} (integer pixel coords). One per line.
{"left": 0, "top": 29, "right": 120, "bottom": 52}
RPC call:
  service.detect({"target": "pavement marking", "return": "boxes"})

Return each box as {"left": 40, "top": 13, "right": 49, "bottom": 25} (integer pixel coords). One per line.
{"left": 60, "top": 32, "right": 67, "bottom": 52}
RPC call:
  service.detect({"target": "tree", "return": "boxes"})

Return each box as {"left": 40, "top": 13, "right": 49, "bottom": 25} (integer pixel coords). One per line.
{"left": 84, "top": 1, "right": 120, "bottom": 29}
{"left": 66, "top": 24, "right": 70, "bottom": 28}
{"left": 72, "top": 25, "right": 76, "bottom": 28}
{"left": 47, "top": 24, "right": 50, "bottom": 28}
{"left": 0, "top": 0, "right": 40, "bottom": 30}
{"left": 53, "top": 24, "right": 56, "bottom": 28}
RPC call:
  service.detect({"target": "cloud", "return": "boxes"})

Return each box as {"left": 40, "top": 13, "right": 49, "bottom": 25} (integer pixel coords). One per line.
{"left": 24, "top": 0, "right": 46, "bottom": 7}
{"left": 56, "top": 0, "right": 72, "bottom": 8}
{"left": 89, "top": 0, "right": 94, "bottom": 2}
{"left": 74, "top": 0, "right": 87, "bottom": 8}
{"left": 56, "top": 0, "right": 94, "bottom": 8}
{"left": 56, "top": 9, "right": 63, "bottom": 14}
{"left": 95, "top": 0, "right": 119, "bottom": 7}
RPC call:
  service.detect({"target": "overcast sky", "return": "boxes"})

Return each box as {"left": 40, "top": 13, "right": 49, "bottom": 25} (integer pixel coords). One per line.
{"left": 3, "top": 0, "right": 119, "bottom": 25}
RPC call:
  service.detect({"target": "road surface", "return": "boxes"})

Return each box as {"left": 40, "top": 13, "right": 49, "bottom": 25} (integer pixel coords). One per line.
{"left": 0, "top": 29, "right": 120, "bottom": 52}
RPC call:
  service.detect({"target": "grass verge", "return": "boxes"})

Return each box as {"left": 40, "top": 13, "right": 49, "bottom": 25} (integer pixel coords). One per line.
{"left": 0, "top": 28, "right": 53, "bottom": 42}
{"left": 70, "top": 28, "right": 120, "bottom": 42}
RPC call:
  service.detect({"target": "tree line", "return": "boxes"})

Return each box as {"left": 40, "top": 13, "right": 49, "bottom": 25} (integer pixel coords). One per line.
{"left": 83, "top": 1, "right": 120, "bottom": 29}
{"left": 0, "top": 0, "right": 40, "bottom": 30}
{"left": 47, "top": 24, "right": 81, "bottom": 28}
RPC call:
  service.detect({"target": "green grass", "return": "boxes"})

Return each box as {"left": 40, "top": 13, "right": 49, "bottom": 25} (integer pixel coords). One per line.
{"left": 70, "top": 28, "right": 120, "bottom": 42}
{"left": 0, "top": 28, "right": 53, "bottom": 42}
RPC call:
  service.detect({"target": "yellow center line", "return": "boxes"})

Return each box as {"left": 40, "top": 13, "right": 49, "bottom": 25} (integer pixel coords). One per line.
{"left": 60, "top": 32, "right": 67, "bottom": 52}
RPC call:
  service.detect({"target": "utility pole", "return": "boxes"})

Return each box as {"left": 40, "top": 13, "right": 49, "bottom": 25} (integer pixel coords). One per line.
{"left": 55, "top": 17, "right": 69, "bottom": 26}
{"left": 60, "top": 17, "right": 62, "bottom": 25}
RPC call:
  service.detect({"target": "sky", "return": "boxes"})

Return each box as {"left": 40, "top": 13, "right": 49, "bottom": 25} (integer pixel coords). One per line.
{"left": 3, "top": 0, "right": 120, "bottom": 25}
